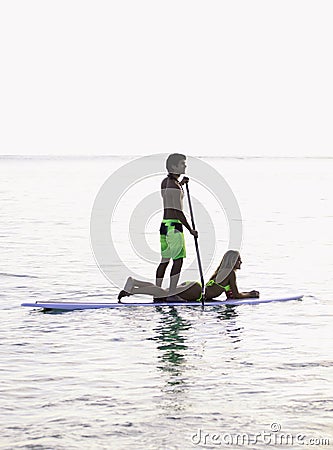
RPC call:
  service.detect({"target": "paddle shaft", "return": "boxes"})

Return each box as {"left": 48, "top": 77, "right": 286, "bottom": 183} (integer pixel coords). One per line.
{"left": 185, "top": 183, "right": 205, "bottom": 305}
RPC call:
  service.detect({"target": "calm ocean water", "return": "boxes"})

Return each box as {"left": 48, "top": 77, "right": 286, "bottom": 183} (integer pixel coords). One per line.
{"left": 1, "top": 156, "right": 332, "bottom": 449}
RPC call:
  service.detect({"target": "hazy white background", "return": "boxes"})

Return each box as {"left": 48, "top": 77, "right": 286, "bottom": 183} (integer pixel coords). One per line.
{"left": 1, "top": 3, "right": 333, "bottom": 446}
{"left": 1, "top": 0, "right": 332, "bottom": 157}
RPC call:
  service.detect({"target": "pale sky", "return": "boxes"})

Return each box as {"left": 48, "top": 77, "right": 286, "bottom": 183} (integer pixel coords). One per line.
{"left": 1, "top": 1, "right": 332, "bottom": 157}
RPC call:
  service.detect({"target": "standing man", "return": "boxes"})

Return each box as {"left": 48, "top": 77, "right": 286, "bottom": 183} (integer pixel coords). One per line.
{"left": 156, "top": 154, "right": 198, "bottom": 298}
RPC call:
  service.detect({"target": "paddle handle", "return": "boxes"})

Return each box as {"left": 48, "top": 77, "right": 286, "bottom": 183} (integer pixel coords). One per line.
{"left": 185, "top": 183, "right": 205, "bottom": 305}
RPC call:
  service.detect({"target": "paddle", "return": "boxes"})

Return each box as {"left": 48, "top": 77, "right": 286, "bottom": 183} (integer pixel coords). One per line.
{"left": 185, "top": 182, "right": 205, "bottom": 306}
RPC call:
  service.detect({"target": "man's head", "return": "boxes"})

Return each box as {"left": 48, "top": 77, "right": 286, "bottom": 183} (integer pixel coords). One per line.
{"left": 166, "top": 153, "right": 186, "bottom": 175}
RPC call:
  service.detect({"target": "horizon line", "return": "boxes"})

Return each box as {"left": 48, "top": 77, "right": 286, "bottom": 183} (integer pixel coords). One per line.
{"left": 1, "top": 154, "right": 332, "bottom": 160}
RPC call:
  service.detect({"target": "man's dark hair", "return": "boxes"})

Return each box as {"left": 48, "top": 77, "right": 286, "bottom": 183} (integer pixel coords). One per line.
{"left": 166, "top": 153, "right": 186, "bottom": 173}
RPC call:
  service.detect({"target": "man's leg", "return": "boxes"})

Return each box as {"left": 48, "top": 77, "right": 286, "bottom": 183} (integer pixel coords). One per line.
{"left": 156, "top": 258, "right": 169, "bottom": 287}
{"left": 169, "top": 258, "right": 183, "bottom": 295}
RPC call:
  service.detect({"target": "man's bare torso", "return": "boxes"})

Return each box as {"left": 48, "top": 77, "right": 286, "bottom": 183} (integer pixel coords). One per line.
{"left": 161, "top": 175, "right": 184, "bottom": 220}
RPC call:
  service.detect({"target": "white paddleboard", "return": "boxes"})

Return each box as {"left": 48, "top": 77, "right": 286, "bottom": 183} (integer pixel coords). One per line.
{"left": 21, "top": 295, "right": 303, "bottom": 311}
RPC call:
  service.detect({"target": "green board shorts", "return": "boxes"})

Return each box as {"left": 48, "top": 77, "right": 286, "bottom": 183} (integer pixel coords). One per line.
{"left": 159, "top": 219, "right": 186, "bottom": 260}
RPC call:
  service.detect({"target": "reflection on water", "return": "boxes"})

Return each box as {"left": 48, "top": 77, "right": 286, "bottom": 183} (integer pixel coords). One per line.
{"left": 149, "top": 307, "right": 191, "bottom": 376}
{"left": 149, "top": 306, "right": 243, "bottom": 378}
{"left": 147, "top": 306, "right": 193, "bottom": 415}
{"left": 215, "top": 305, "right": 238, "bottom": 321}
{"left": 148, "top": 305, "right": 245, "bottom": 417}
{"left": 215, "top": 305, "right": 243, "bottom": 343}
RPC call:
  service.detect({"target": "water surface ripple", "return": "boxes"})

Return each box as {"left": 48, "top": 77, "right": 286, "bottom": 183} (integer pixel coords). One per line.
{"left": 1, "top": 157, "right": 332, "bottom": 449}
